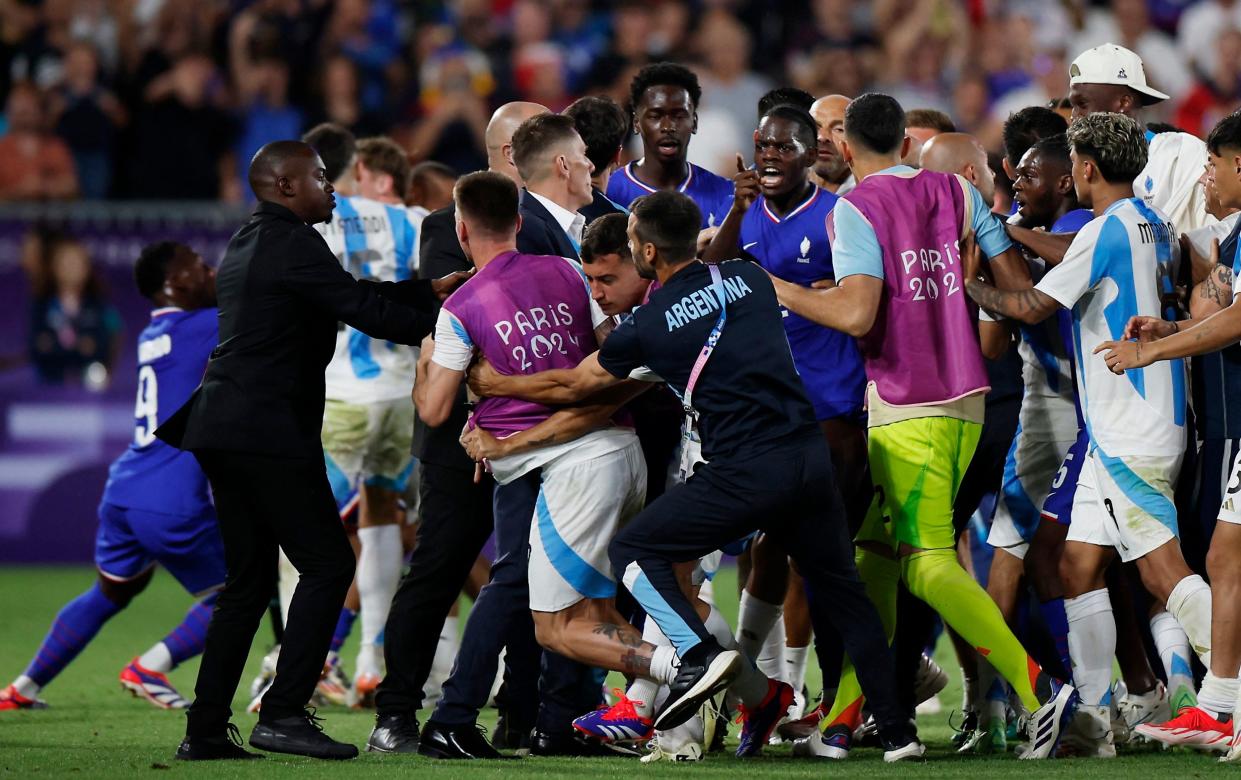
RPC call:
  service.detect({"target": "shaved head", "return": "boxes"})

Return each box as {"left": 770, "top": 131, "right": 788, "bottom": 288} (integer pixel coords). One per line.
{"left": 810, "top": 94, "right": 851, "bottom": 185}
{"left": 810, "top": 94, "right": 850, "bottom": 126}
{"left": 249, "top": 141, "right": 317, "bottom": 198}
{"left": 485, "top": 101, "right": 550, "bottom": 181}
{"left": 248, "top": 140, "right": 336, "bottom": 224}
{"left": 919, "top": 132, "right": 995, "bottom": 202}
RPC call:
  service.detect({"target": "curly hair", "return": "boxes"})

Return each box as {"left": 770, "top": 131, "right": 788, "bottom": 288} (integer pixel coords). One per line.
{"left": 628, "top": 62, "right": 702, "bottom": 118}
{"left": 1066, "top": 112, "right": 1148, "bottom": 184}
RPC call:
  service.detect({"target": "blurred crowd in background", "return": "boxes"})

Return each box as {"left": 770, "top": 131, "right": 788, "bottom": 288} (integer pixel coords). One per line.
{"left": 4, "top": 0, "right": 1241, "bottom": 206}
{"left": 5, "top": 0, "right": 1241, "bottom": 389}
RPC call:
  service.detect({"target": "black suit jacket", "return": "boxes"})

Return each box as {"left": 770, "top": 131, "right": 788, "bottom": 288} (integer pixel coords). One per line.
{"left": 578, "top": 186, "right": 626, "bottom": 224}
{"left": 516, "top": 189, "right": 580, "bottom": 260}
{"left": 157, "top": 201, "right": 439, "bottom": 458}
{"left": 410, "top": 204, "right": 476, "bottom": 473}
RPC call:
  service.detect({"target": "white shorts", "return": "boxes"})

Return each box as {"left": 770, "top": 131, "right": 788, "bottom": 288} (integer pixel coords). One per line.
{"left": 1219, "top": 448, "right": 1241, "bottom": 525}
{"left": 322, "top": 397, "right": 415, "bottom": 493}
{"left": 1066, "top": 449, "right": 1183, "bottom": 563}
{"left": 987, "top": 432, "right": 1075, "bottom": 560}
{"left": 528, "top": 435, "right": 648, "bottom": 612}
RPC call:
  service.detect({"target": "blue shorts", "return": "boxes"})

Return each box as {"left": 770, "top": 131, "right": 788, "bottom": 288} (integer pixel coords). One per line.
{"left": 95, "top": 502, "right": 226, "bottom": 596}
{"left": 1040, "top": 429, "right": 1088, "bottom": 526}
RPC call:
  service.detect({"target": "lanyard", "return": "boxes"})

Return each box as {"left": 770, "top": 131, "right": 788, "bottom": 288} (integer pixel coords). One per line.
{"left": 682, "top": 263, "right": 727, "bottom": 414}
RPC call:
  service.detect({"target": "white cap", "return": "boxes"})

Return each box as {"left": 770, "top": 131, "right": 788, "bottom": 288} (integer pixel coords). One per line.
{"left": 1069, "top": 43, "right": 1169, "bottom": 105}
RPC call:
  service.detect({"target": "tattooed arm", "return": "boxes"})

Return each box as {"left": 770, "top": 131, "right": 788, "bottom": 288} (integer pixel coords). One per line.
{"left": 965, "top": 279, "right": 1061, "bottom": 325}
{"left": 1190, "top": 263, "right": 1236, "bottom": 321}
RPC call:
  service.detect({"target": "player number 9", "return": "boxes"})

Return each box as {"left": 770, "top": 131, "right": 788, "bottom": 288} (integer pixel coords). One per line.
{"left": 134, "top": 365, "right": 159, "bottom": 447}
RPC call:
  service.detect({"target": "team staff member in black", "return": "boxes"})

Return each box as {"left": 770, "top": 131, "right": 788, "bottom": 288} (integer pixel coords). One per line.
{"left": 159, "top": 140, "right": 461, "bottom": 761}
{"left": 467, "top": 191, "right": 922, "bottom": 759}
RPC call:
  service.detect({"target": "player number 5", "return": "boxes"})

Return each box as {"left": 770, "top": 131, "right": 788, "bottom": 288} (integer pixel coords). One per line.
{"left": 134, "top": 365, "right": 159, "bottom": 447}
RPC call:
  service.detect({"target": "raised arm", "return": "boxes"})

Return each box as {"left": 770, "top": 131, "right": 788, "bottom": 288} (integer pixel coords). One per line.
{"left": 467, "top": 352, "right": 623, "bottom": 404}
{"left": 701, "top": 154, "right": 759, "bottom": 263}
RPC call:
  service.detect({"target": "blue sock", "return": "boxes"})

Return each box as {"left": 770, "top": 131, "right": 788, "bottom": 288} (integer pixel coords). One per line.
{"left": 330, "top": 607, "right": 358, "bottom": 654}
{"left": 162, "top": 593, "right": 217, "bottom": 668}
{"left": 24, "top": 582, "right": 122, "bottom": 687}
{"left": 1039, "top": 598, "right": 1073, "bottom": 683}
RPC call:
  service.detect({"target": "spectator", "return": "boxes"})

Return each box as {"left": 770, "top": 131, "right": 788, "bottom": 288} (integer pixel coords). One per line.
{"left": 0, "top": 82, "right": 79, "bottom": 201}
{"left": 27, "top": 234, "right": 120, "bottom": 387}
{"left": 406, "top": 48, "right": 490, "bottom": 172}
{"left": 307, "top": 54, "right": 387, "bottom": 138}
{"left": 582, "top": 0, "right": 653, "bottom": 93}
{"left": 694, "top": 10, "right": 772, "bottom": 157}
{"left": 1174, "top": 28, "right": 1241, "bottom": 139}
{"left": 49, "top": 41, "right": 126, "bottom": 199}
{"left": 1073, "top": 0, "right": 1193, "bottom": 100}
{"left": 1177, "top": 0, "right": 1241, "bottom": 75}
{"left": 321, "top": 0, "right": 402, "bottom": 114}
{"left": 232, "top": 57, "right": 304, "bottom": 197}
{"left": 126, "top": 54, "right": 238, "bottom": 201}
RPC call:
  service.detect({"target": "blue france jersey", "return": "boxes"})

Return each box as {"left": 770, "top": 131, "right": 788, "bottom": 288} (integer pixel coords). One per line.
{"left": 606, "top": 161, "right": 734, "bottom": 229}
{"left": 739, "top": 186, "right": 865, "bottom": 420}
{"left": 102, "top": 307, "right": 217, "bottom": 516}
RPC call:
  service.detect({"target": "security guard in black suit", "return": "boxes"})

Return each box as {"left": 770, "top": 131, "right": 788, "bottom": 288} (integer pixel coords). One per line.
{"left": 160, "top": 141, "right": 463, "bottom": 761}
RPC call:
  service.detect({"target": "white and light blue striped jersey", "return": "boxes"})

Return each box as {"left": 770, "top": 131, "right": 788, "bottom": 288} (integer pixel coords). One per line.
{"left": 317, "top": 195, "right": 425, "bottom": 403}
{"left": 1035, "top": 198, "right": 1187, "bottom": 458}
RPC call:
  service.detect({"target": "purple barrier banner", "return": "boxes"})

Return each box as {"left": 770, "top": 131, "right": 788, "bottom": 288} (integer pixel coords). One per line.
{"left": 0, "top": 203, "right": 246, "bottom": 563}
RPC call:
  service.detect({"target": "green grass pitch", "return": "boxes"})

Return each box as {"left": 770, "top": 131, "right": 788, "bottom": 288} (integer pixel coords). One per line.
{"left": 1, "top": 564, "right": 1233, "bottom": 777}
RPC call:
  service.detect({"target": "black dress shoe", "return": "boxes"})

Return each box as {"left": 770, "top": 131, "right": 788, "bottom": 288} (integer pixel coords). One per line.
{"left": 250, "top": 709, "right": 359, "bottom": 760}
{"left": 491, "top": 711, "right": 532, "bottom": 751}
{"left": 418, "top": 721, "right": 518, "bottom": 759}
{"left": 530, "top": 728, "right": 633, "bottom": 757}
{"left": 175, "top": 724, "right": 263, "bottom": 761}
{"left": 367, "top": 712, "right": 421, "bottom": 753}
{"left": 654, "top": 640, "right": 743, "bottom": 731}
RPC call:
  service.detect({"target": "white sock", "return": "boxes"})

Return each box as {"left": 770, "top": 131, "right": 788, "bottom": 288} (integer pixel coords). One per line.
{"left": 785, "top": 644, "right": 810, "bottom": 696}
{"left": 758, "top": 614, "right": 787, "bottom": 680}
{"left": 1197, "top": 671, "right": 1239, "bottom": 719}
{"left": 651, "top": 644, "right": 679, "bottom": 685}
{"left": 962, "top": 673, "right": 979, "bottom": 713}
{"left": 730, "top": 658, "right": 770, "bottom": 708}
{"left": 277, "top": 548, "right": 299, "bottom": 627}
{"left": 977, "top": 658, "right": 1004, "bottom": 726}
{"left": 13, "top": 675, "right": 40, "bottom": 698}
{"left": 626, "top": 617, "right": 671, "bottom": 718}
{"left": 138, "top": 642, "right": 174, "bottom": 674}
{"left": 1150, "top": 609, "right": 1196, "bottom": 708}
{"left": 1166, "top": 575, "right": 1214, "bottom": 669}
{"left": 735, "top": 590, "right": 782, "bottom": 665}
{"left": 425, "top": 615, "right": 458, "bottom": 705}
{"left": 356, "top": 524, "right": 403, "bottom": 677}
{"left": 698, "top": 578, "right": 716, "bottom": 607}
{"left": 704, "top": 603, "right": 739, "bottom": 651}
{"left": 1065, "top": 588, "right": 1116, "bottom": 707}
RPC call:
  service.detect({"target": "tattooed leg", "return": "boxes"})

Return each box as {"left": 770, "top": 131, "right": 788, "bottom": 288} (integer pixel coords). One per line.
{"left": 531, "top": 599, "right": 664, "bottom": 679}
